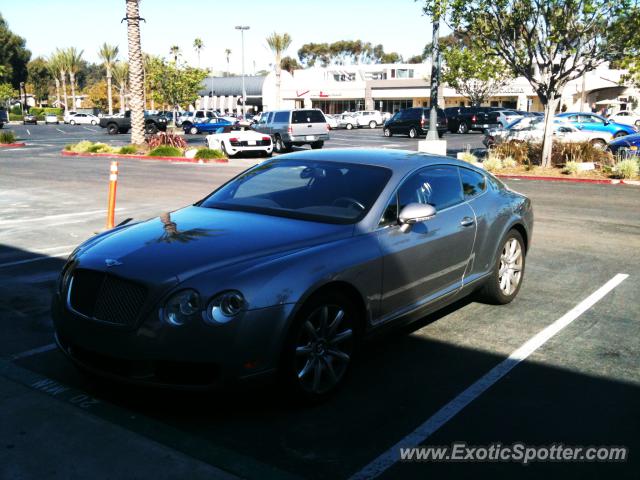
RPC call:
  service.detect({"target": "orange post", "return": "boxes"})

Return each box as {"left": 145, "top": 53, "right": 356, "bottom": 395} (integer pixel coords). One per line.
{"left": 106, "top": 161, "right": 118, "bottom": 229}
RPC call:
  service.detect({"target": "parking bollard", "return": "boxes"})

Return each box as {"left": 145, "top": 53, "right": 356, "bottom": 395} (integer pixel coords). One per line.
{"left": 106, "top": 161, "right": 118, "bottom": 229}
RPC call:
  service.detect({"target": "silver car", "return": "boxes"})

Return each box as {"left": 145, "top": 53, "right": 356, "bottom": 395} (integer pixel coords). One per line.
{"left": 52, "top": 149, "right": 533, "bottom": 401}
{"left": 253, "top": 109, "right": 330, "bottom": 153}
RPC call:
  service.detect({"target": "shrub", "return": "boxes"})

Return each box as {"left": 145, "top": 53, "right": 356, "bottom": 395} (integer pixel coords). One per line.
{"left": 67, "top": 140, "right": 95, "bottom": 153}
{"left": 501, "top": 156, "right": 517, "bottom": 169}
{"left": 10, "top": 105, "right": 22, "bottom": 115}
{"left": 195, "top": 148, "right": 226, "bottom": 160}
{"left": 492, "top": 141, "right": 530, "bottom": 165}
{"left": 458, "top": 151, "right": 478, "bottom": 163}
{"left": 43, "top": 107, "right": 63, "bottom": 115}
{"left": 613, "top": 159, "right": 639, "bottom": 179}
{"left": 146, "top": 132, "right": 187, "bottom": 149}
{"left": 9, "top": 113, "right": 23, "bottom": 121}
{"left": 148, "top": 145, "right": 183, "bottom": 157}
{"left": 0, "top": 130, "right": 17, "bottom": 144}
{"left": 118, "top": 145, "right": 138, "bottom": 154}
{"left": 87, "top": 143, "right": 115, "bottom": 154}
{"left": 562, "top": 161, "right": 579, "bottom": 175}
{"left": 492, "top": 140, "right": 613, "bottom": 167}
{"left": 483, "top": 155, "right": 502, "bottom": 172}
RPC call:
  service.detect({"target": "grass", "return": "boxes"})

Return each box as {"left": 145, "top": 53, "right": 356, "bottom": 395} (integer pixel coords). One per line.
{"left": 458, "top": 151, "right": 478, "bottom": 163}
{"left": 0, "top": 130, "right": 17, "bottom": 144}
{"left": 87, "top": 143, "right": 115, "bottom": 154}
{"left": 195, "top": 148, "right": 226, "bottom": 160}
{"left": 482, "top": 156, "right": 502, "bottom": 172}
{"left": 118, "top": 145, "right": 138, "bottom": 154}
{"left": 613, "top": 159, "right": 639, "bottom": 179}
{"left": 148, "top": 145, "right": 183, "bottom": 157}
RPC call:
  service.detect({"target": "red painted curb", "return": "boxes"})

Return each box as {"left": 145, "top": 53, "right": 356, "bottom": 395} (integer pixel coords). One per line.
{"left": 495, "top": 173, "right": 620, "bottom": 185}
{"left": 0, "top": 142, "right": 26, "bottom": 148}
{"left": 61, "top": 150, "right": 228, "bottom": 163}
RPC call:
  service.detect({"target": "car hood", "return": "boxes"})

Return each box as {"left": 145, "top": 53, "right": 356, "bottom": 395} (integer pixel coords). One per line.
{"left": 76, "top": 206, "right": 353, "bottom": 283}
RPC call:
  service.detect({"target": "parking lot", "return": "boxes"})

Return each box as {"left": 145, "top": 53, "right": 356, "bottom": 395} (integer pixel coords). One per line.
{"left": 1, "top": 124, "right": 639, "bottom": 479}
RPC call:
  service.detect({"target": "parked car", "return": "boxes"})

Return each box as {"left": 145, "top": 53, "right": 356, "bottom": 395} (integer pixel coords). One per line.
{"left": 0, "top": 108, "right": 8, "bottom": 127}
{"left": 23, "top": 113, "right": 38, "bottom": 125}
{"left": 99, "top": 111, "right": 168, "bottom": 135}
{"left": 383, "top": 107, "right": 447, "bottom": 138}
{"left": 445, "top": 106, "right": 502, "bottom": 134}
{"left": 178, "top": 110, "right": 217, "bottom": 129}
{"left": 184, "top": 117, "right": 234, "bottom": 135}
{"left": 52, "top": 148, "right": 533, "bottom": 400}
{"left": 324, "top": 114, "right": 338, "bottom": 130}
{"left": 353, "top": 110, "right": 384, "bottom": 129}
{"left": 607, "top": 111, "right": 640, "bottom": 128}
{"left": 45, "top": 113, "right": 59, "bottom": 125}
{"left": 335, "top": 113, "right": 358, "bottom": 130}
{"left": 495, "top": 109, "right": 524, "bottom": 127}
{"left": 555, "top": 112, "right": 636, "bottom": 138}
{"left": 607, "top": 132, "right": 640, "bottom": 157}
{"left": 205, "top": 124, "right": 273, "bottom": 157}
{"left": 65, "top": 112, "right": 100, "bottom": 125}
{"left": 253, "top": 109, "right": 330, "bottom": 153}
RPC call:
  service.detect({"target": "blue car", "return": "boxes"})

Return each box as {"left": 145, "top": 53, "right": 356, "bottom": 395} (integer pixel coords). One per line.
{"left": 607, "top": 132, "right": 640, "bottom": 157}
{"left": 184, "top": 117, "right": 234, "bottom": 135}
{"left": 556, "top": 112, "right": 636, "bottom": 138}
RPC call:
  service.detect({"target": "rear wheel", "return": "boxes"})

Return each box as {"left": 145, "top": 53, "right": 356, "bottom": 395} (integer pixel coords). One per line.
{"left": 91, "top": 120, "right": 97, "bottom": 125}
{"left": 107, "top": 124, "right": 119, "bottom": 135}
{"left": 346, "top": 123, "right": 353, "bottom": 130}
{"left": 146, "top": 123, "right": 158, "bottom": 134}
{"left": 409, "top": 127, "right": 417, "bottom": 139}
{"left": 614, "top": 131, "right": 627, "bottom": 138}
{"left": 369, "top": 120, "right": 377, "bottom": 129}
{"left": 69, "top": 120, "right": 76, "bottom": 125}
{"left": 311, "top": 141, "right": 324, "bottom": 149}
{"left": 458, "top": 122, "right": 469, "bottom": 134}
{"left": 480, "top": 229, "right": 526, "bottom": 305}
{"left": 189, "top": 126, "right": 198, "bottom": 135}
{"left": 590, "top": 139, "right": 606, "bottom": 150}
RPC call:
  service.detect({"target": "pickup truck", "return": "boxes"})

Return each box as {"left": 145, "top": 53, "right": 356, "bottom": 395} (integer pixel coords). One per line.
{"left": 444, "top": 106, "right": 502, "bottom": 134}
{"left": 99, "top": 111, "right": 168, "bottom": 135}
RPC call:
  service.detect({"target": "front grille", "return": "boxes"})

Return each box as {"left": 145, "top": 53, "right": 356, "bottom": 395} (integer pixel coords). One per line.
{"left": 68, "top": 269, "right": 147, "bottom": 327}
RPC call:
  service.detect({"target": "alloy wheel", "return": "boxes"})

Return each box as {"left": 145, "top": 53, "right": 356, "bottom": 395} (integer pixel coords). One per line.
{"left": 498, "top": 238, "right": 523, "bottom": 296}
{"left": 294, "top": 304, "right": 354, "bottom": 395}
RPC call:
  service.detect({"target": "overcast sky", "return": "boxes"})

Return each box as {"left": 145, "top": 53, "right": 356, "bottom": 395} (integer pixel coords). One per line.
{"left": 1, "top": 0, "right": 439, "bottom": 72}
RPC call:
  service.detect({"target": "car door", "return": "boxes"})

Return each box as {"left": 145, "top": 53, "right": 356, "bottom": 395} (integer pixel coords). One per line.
{"left": 376, "top": 165, "right": 476, "bottom": 320}
{"left": 576, "top": 114, "right": 606, "bottom": 132}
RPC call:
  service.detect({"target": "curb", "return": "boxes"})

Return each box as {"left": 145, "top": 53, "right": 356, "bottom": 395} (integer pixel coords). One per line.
{"left": 0, "top": 142, "right": 26, "bottom": 148}
{"left": 61, "top": 150, "right": 228, "bottom": 163}
{"left": 495, "top": 174, "right": 623, "bottom": 185}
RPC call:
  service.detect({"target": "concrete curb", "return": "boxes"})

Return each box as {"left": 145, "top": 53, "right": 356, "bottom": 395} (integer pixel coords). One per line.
{"left": 61, "top": 150, "right": 228, "bottom": 163}
{"left": 495, "top": 173, "right": 628, "bottom": 185}
{"left": 0, "top": 142, "right": 27, "bottom": 148}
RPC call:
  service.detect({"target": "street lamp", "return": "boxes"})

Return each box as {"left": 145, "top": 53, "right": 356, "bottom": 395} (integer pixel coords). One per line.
{"left": 235, "top": 25, "right": 250, "bottom": 116}
{"left": 426, "top": 12, "right": 441, "bottom": 141}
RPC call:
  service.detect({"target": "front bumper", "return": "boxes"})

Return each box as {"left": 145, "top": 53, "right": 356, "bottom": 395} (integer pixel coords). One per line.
{"left": 52, "top": 292, "right": 295, "bottom": 389}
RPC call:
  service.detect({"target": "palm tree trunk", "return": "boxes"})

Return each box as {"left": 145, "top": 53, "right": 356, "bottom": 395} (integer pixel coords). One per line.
{"left": 69, "top": 72, "right": 77, "bottom": 111}
{"left": 106, "top": 70, "right": 113, "bottom": 115}
{"left": 60, "top": 71, "right": 68, "bottom": 112}
{"left": 54, "top": 78, "right": 61, "bottom": 107}
{"left": 119, "top": 86, "right": 125, "bottom": 114}
{"left": 126, "top": 0, "right": 146, "bottom": 144}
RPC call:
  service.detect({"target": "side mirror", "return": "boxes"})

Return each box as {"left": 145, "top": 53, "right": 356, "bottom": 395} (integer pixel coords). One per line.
{"left": 399, "top": 203, "right": 436, "bottom": 225}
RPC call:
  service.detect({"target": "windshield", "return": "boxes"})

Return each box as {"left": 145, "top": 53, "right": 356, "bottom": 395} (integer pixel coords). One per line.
{"left": 200, "top": 160, "right": 392, "bottom": 224}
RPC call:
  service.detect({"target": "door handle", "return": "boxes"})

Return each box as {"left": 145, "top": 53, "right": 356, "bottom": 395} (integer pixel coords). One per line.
{"left": 460, "top": 217, "right": 475, "bottom": 227}
{"left": 308, "top": 124, "right": 313, "bottom": 128}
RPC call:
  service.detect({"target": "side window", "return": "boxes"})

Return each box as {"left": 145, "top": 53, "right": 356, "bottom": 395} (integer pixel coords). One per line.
{"left": 379, "top": 194, "right": 399, "bottom": 227}
{"left": 195, "top": 111, "right": 204, "bottom": 118}
{"left": 459, "top": 168, "right": 486, "bottom": 199}
{"left": 398, "top": 166, "right": 463, "bottom": 212}
{"left": 274, "top": 111, "right": 289, "bottom": 123}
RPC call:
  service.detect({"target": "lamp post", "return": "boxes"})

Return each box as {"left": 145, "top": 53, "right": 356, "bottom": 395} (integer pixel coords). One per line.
{"left": 235, "top": 25, "right": 250, "bottom": 117}
{"left": 426, "top": 12, "right": 441, "bottom": 141}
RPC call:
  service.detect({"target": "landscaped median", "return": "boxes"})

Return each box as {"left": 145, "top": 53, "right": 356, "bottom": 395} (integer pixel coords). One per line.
{"left": 61, "top": 134, "right": 228, "bottom": 163}
{"left": 0, "top": 130, "right": 26, "bottom": 148}
{"left": 459, "top": 140, "right": 640, "bottom": 185}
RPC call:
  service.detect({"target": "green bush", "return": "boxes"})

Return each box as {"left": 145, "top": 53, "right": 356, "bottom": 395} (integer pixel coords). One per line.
{"left": 118, "top": 145, "right": 138, "bottom": 154}
{"left": 195, "top": 148, "right": 226, "bottom": 160}
{"left": 562, "top": 161, "right": 579, "bottom": 175}
{"left": 0, "top": 130, "right": 17, "bottom": 144}
{"left": 148, "top": 145, "right": 183, "bottom": 157}
{"left": 613, "top": 159, "right": 639, "bottom": 179}
{"left": 10, "top": 105, "right": 22, "bottom": 115}
{"left": 67, "top": 140, "right": 95, "bottom": 153}
{"left": 87, "top": 143, "right": 115, "bottom": 154}
{"left": 9, "top": 113, "right": 23, "bottom": 121}
{"left": 43, "top": 107, "right": 63, "bottom": 115}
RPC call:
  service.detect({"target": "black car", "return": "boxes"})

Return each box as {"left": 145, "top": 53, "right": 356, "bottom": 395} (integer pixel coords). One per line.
{"left": 99, "top": 111, "right": 168, "bottom": 135}
{"left": 383, "top": 107, "right": 447, "bottom": 138}
{"left": 445, "top": 106, "right": 502, "bottom": 134}
{"left": 23, "top": 113, "right": 38, "bottom": 125}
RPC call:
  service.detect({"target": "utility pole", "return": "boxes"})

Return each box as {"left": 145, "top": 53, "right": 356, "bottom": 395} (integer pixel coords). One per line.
{"left": 235, "top": 25, "right": 250, "bottom": 117}
{"left": 426, "top": 11, "right": 441, "bottom": 141}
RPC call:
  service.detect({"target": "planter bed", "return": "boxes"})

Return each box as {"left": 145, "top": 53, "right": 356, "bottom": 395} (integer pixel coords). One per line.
{"left": 61, "top": 150, "right": 228, "bottom": 163}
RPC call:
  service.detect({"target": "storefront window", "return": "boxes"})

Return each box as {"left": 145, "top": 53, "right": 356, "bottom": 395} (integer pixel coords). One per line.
{"left": 377, "top": 99, "right": 413, "bottom": 114}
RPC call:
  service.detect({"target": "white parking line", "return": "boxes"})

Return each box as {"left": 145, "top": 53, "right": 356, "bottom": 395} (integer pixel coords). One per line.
{"left": 11, "top": 343, "right": 57, "bottom": 360}
{"left": 26, "top": 129, "right": 31, "bottom": 135}
{"left": 350, "top": 273, "right": 629, "bottom": 480}
{"left": 55, "top": 128, "right": 66, "bottom": 134}
{"left": 0, "top": 208, "right": 124, "bottom": 227}
{"left": 0, "top": 251, "right": 72, "bottom": 269}
{"left": 83, "top": 126, "right": 98, "bottom": 132}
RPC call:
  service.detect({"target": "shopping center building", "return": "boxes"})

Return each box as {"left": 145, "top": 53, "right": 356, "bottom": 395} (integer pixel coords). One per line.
{"left": 197, "top": 62, "right": 639, "bottom": 115}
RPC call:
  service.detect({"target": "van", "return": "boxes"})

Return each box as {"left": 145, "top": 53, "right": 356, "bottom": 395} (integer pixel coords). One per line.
{"left": 383, "top": 107, "right": 448, "bottom": 138}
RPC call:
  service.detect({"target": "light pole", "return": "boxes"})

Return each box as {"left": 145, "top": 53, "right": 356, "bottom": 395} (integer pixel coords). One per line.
{"left": 235, "top": 25, "right": 250, "bottom": 117}
{"left": 426, "top": 12, "right": 441, "bottom": 141}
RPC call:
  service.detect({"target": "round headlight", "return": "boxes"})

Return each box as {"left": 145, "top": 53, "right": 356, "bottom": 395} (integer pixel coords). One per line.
{"left": 207, "top": 291, "right": 245, "bottom": 324}
{"left": 163, "top": 289, "right": 200, "bottom": 326}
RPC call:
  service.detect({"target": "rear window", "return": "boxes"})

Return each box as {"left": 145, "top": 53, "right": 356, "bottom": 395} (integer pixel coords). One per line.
{"left": 292, "top": 110, "right": 326, "bottom": 124}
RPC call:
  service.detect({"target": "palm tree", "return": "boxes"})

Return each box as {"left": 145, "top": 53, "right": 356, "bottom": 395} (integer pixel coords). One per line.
{"left": 224, "top": 48, "right": 232, "bottom": 76}
{"left": 266, "top": 33, "right": 292, "bottom": 109}
{"left": 64, "top": 47, "right": 84, "bottom": 111}
{"left": 193, "top": 38, "right": 204, "bottom": 67}
{"left": 46, "top": 55, "right": 61, "bottom": 108}
{"left": 54, "top": 49, "right": 69, "bottom": 112}
{"left": 111, "top": 61, "right": 129, "bottom": 113}
{"left": 125, "top": 0, "right": 145, "bottom": 145}
{"left": 169, "top": 45, "right": 180, "bottom": 63}
{"left": 98, "top": 43, "right": 119, "bottom": 115}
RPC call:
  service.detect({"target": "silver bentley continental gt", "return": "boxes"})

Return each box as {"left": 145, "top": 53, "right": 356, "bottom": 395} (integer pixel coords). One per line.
{"left": 52, "top": 149, "right": 533, "bottom": 401}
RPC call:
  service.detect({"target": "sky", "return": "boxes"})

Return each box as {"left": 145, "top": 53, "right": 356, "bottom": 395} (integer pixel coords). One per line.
{"left": 0, "top": 0, "right": 438, "bottom": 73}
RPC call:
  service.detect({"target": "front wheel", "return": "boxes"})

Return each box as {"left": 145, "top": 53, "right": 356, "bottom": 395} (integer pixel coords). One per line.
{"left": 107, "top": 124, "right": 119, "bottom": 135}
{"left": 91, "top": 120, "right": 97, "bottom": 126}
{"left": 369, "top": 121, "right": 377, "bottom": 129}
{"left": 189, "top": 126, "right": 198, "bottom": 135}
{"left": 480, "top": 230, "right": 526, "bottom": 304}
{"left": 69, "top": 120, "right": 76, "bottom": 125}
{"left": 590, "top": 139, "right": 606, "bottom": 150}
{"left": 346, "top": 123, "right": 353, "bottom": 130}
{"left": 383, "top": 128, "right": 392, "bottom": 137}
{"left": 458, "top": 122, "right": 469, "bottom": 134}
{"left": 614, "top": 131, "right": 627, "bottom": 138}
{"left": 146, "top": 123, "right": 159, "bottom": 134}
{"left": 408, "top": 127, "right": 417, "bottom": 139}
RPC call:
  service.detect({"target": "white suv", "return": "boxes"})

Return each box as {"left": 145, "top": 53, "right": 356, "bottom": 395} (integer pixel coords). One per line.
{"left": 354, "top": 110, "right": 384, "bottom": 129}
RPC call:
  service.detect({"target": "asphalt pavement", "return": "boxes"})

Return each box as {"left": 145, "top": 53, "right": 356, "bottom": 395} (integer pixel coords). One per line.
{"left": 0, "top": 124, "right": 638, "bottom": 480}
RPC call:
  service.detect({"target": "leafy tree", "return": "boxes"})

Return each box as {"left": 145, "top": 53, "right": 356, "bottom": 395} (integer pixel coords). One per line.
{"left": 98, "top": 43, "right": 119, "bottom": 115}
{"left": 422, "top": 0, "right": 636, "bottom": 167}
{"left": 281, "top": 56, "right": 300, "bottom": 73}
{"left": 441, "top": 41, "right": 511, "bottom": 106}
{"left": 53, "top": 49, "right": 69, "bottom": 111}
{"left": 27, "top": 57, "right": 50, "bottom": 105}
{"left": 407, "top": 55, "right": 424, "bottom": 64}
{"left": 45, "top": 57, "right": 61, "bottom": 107}
{"left": 0, "top": 82, "right": 15, "bottom": 105}
{"left": 0, "top": 14, "right": 31, "bottom": 88}
{"left": 63, "top": 47, "right": 83, "bottom": 111}
{"left": 266, "top": 32, "right": 292, "bottom": 109}
{"left": 193, "top": 38, "right": 204, "bottom": 67}
{"left": 298, "top": 43, "right": 331, "bottom": 67}
{"left": 125, "top": 0, "right": 146, "bottom": 145}
{"left": 84, "top": 79, "right": 113, "bottom": 111}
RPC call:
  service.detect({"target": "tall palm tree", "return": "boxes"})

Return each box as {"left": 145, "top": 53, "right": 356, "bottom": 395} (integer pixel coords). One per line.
{"left": 224, "top": 48, "right": 232, "bottom": 76}
{"left": 193, "top": 38, "right": 204, "bottom": 67}
{"left": 111, "top": 61, "right": 129, "bottom": 113}
{"left": 169, "top": 45, "right": 180, "bottom": 63}
{"left": 54, "top": 49, "right": 69, "bottom": 112}
{"left": 46, "top": 55, "right": 61, "bottom": 108}
{"left": 266, "top": 33, "right": 292, "bottom": 109}
{"left": 125, "top": 0, "right": 145, "bottom": 145}
{"left": 64, "top": 47, "right": 84, "bottom": 111}
{"left": 98, "top": 43, "right": 119, "bottom": 115}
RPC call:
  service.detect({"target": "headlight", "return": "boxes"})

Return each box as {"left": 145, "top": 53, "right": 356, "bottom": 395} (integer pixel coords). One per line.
{"left": 163, "top": 289, "right": 201, "bottom": 326}
{"left": 206, "top": 291, "right": 245, "bottom": 324}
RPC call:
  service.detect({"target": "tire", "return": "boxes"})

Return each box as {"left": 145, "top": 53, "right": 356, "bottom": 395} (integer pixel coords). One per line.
{"left": 274, "top": 136, "right": 285, "bottom": 153}
{"left": 107, "top": 124, "right": 119, "bottom": 135}
{"left": 146, "top": 123, "right": 159, "bottom": 134}
{"left": 346, "top": 123, "right": 353, "bottom": 130}
{"left": 590, "top": 139, "right": 606, "bottom": 150}
{"left": 383, "top": 128, "right": 392, "bottom": 137}
{"left": 69, "top": 120, "right": 76, "bottom": 125}
{"left": 458, "top": 122, "right": 469, "bottom": 134}
{"left": 369, "top": 121, "right": 376, "bottom": 129}
{"left": 189, "top": 126, "right": 198, "bottom": 135}
{"left": 221, "top": 142, "right": 234, "bottom": 158}
{"left": 480, "top": 229, "right": 526, "bottom": 305}
{"left": 91, "top": 120, "right": 97, "bottom": 125}
{"left": 409, "top": 127, "right": 417, "bottom": 139}
{"left": 613, "top": 131, "right": 627, "bottom": 138}
{"left": 311, "top": 141, "right": 324, "bottom": 149}
{"left": 280, "top": 290, "right": 360, "bottom": 402}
